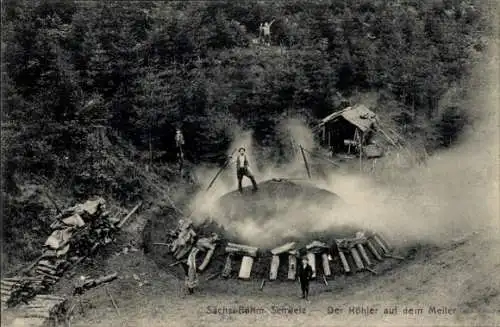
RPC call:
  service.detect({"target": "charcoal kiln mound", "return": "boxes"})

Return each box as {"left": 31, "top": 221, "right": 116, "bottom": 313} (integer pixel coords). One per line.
{"left": 216, "top": 178, "right": 342, "bottom": 224}
{"left": 144, "top": 178, "right": 378, "bottom": 281}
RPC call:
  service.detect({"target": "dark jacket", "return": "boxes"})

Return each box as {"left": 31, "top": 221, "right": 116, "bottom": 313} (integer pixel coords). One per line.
{"left": 298, "top": 263, "right": 313, "bottom": 283}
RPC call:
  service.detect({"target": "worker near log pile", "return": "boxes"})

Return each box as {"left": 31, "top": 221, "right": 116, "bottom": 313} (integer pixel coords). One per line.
{"left": 298, "top": 256, "right": 313, "bottom": 300}
{"left": 230, "top": 147, "right": 258, "bottom": 193}
{"left": 182, "top": 240, "right": 200, "bottom": 294}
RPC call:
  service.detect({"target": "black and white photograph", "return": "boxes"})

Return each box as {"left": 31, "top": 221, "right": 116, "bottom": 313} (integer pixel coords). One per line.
{"left": 1, "top": 1, "right": 499, "bottom": 326}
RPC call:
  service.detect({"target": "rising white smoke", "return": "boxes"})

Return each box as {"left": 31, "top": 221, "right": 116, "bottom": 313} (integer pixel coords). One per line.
{"left": 187, "top": 38, "right": 499, "bottom": 249}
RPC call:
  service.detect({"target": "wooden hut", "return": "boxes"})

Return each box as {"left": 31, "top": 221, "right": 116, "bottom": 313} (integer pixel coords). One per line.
{"left": 313, "top": 104, "right": 379, "bottom": 156}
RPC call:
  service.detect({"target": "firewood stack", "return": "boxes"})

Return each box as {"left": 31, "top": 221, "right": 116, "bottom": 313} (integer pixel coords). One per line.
{"left": 15, "top": 294, "right": 68, "bottom": 325}
{"left": 2, "top": 198, "right": 127, "bottom": 309}
{"left": 1, "top": 277, "right": 44, "bottom": 309}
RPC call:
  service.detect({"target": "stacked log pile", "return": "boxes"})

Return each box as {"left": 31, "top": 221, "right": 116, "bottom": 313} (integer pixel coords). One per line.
{"left": 1, "top": 198, "right": 141, "bottom": 309}
{"left": 1, "top": 277, "right": 44, "bottom": 308}
{"left": 12, "top": 295, "right": 68, "bottom": 327}
{"left": 161, "top": 222, "right": 400, "bottom": 283}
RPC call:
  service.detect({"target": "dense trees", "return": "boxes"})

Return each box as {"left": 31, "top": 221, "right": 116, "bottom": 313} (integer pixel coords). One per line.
{"left": 1, "top": 0, "right": 493, "bottom": 188}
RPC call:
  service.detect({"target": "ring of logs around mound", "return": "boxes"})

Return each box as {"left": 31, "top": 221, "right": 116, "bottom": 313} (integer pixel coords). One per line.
{"left": 165, "top": 220, "right": 403, "bottom": 284}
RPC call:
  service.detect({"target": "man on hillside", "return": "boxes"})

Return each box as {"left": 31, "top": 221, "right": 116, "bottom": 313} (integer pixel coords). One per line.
{"left": 262, "top": 19, "right": 276, "bottom": 46}
{"left": 231, "top": 147, "right": 258, "bottom": 193}
{"left": 175, "top": 128, "right": 185, "bottom": 173}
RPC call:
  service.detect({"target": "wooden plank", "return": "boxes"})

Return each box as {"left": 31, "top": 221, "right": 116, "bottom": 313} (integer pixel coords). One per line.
{"left": 350, "top": 247, "right": 365, "bottom": 271}
{"left": 288, "top": 254, "right": 297, "bottom": 280}
{"left": 238, "top": 256, "right": 254, "bottom": 279}
{"left": 306, "top": 252, "right": 316, "bottom": 278}
{"left": 338, "top": 251, "right": 351, "bottom": 273}
{"left": 321, "top": 253, "right": 331, "bottom": 276}
{"left": 366, "top": 240, "right": 383, "bottom": 261}
{"left": 270, "top": 242, "right": 296, "bottom": 255}
{"left": 357, "top": 244, "right": 372, "bottom": 266}
{"left": 269, "top": 255, "right": 280, "bottom": 281}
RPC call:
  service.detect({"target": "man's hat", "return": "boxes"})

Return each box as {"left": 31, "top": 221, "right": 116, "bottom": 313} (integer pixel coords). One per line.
{"left": 238, "top": 147, "right": 246, "bottom": 152}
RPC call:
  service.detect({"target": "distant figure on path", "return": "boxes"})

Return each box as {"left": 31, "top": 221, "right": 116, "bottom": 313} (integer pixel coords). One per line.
{"left": 232, "top": 147, "right": 258, "bottom": 193}
{"left": 262, "top": 19, "right": 276, "bottom": 46}
{"left": 298, "top": 256, "right": 313, "bottom": 300}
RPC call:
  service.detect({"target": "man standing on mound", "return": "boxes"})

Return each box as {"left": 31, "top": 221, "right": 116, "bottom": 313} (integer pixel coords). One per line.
{"left": 233, "top": 147, "right": 258, "bottom": 193}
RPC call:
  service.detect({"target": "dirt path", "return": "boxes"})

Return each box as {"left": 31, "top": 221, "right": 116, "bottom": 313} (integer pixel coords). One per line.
{"left": 12, "top": 229, "right": 490, "bottom": 327}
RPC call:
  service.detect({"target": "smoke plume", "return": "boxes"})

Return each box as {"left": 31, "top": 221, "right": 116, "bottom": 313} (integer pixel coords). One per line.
{"left": 188, "top": 39, "right": 499, "bottom": 249}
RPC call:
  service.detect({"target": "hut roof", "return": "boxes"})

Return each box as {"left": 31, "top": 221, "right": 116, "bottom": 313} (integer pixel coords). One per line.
{"left": 316, "top": 104, "right": 378, "bottom": 132}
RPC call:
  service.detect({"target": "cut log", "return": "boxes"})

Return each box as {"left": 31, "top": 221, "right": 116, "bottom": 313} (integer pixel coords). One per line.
{"left": 22, "top": 312, "right": 52, "bottom": 319}
{"left": 198, "top": 248, "right": 215, "bottom": 272}
{"left": 36, "top": 266, "right": 57, "bottom": 275}
{"left": 34, "top": 295, "right": 65, "bottom": 301}
{"left": 321, "top": 253, "right": 331, "bottom": 276}
{"left": 221, "top": 255, "right": 232, "bottom": 278}
{"left": 376, "top": 233, "right": 392, "bottom": 251}
{"left": 226, "top": 243, "right": 258, "bottom": 257}
{"left": 94, "top": 273, "right": 118, "bottom": 285}
{"left": 350, "top": 247, "right": 365, "bottom": 271}
{"left": 306, "top": 241, "right": 328, "bottom": 251}
{"left": 270, "top": 242, "right": 296, "bottom": 255}
{"left": 384, "top": 254, "right": 404, "bottom": 260}
{"left": 338, "top": 251, "right": 351, "bottom": 273}
{"left": 372, "top": 235, "right": 389, "bottom": 254}
{"left": 36, "top": 270, "right": 59, "bottom": 279}
{"left": 238, "top": 256, "right": 254, "bottom": 279}
{"left": 1, "top": 280, "right": 19, "bottom": 286}
{"left": 306, "top": 252, "right": 316, "bottom": 278}
{"left": 269, "top": 255, "right": 280, "bottom": 281}
{"left": 287, "top": 254, "right": 297, "bottom": 280}
{"left": 357, "top": 244, "right": 372, "bottom": 266}
{"left": 366, "top": 240, "right": 383, "bottom": 261}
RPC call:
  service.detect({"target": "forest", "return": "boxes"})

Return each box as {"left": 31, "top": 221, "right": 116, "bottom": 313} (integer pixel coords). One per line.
{"left": 0, "top": 0, "right": 495, "bottom": 268}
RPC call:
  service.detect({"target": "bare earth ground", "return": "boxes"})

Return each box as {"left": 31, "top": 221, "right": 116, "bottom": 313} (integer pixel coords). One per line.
{"left": 3, "top": 226, "right": 498, "bottom": 327}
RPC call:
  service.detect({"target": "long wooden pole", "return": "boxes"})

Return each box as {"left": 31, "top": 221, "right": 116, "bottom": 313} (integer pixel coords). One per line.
{"left": 206, "top": 148, "right": 237, "bottom": 191}
{"left": 301, "top": 147, "right": 340, "bottom": 167}
{"left": 299, "top": 145, "right": 311, "bottom": 179}
{"left": 117, "top": 202, "right": 143, "bottom": 229}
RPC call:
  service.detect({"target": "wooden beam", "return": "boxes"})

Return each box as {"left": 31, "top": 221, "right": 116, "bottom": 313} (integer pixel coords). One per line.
{"left": 117, "top": 202, "right": 143, "bottom": 229}
{"left": 269, "top": 255, "right": 280, "bottom": 281}
{"left": 226, "top": 243, "right": 258, "bottom": 257}
{"left": 270, "top": 242, "right": 296, "bottom": 255}
{"left": 299, "top": 145, "right": 311, "bottom": 179}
